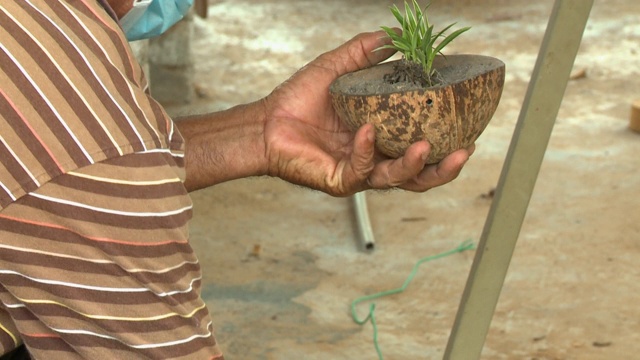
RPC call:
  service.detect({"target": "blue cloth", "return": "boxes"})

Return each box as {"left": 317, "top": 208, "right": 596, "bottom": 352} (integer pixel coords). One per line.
{"left": 123, "top": 0, "right": 194, "bottom": 41}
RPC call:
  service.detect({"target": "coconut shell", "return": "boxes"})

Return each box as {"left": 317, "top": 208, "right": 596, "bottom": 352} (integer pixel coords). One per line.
{"left": 329, "top": 55, "right": 505, "bottom": 163}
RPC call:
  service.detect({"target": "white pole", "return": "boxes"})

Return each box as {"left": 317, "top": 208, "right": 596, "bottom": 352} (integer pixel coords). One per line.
{"left": 444, "top": 1, "right": 594, "bottom": 358}
{"left": 353, "top": 192, "right": 376, "bottom": 251}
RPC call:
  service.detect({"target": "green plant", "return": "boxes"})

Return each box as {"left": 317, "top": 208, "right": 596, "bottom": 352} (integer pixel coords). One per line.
{"left": 377, "top": 0, "right": 470, "bottom": 85}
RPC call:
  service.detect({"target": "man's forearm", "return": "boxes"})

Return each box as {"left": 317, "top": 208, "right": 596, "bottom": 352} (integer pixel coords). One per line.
{"left": 175, "top": 100, "right": 269, "bottom": 192}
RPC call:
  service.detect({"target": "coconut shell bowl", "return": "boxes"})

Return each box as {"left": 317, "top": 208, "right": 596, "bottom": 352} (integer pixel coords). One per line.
{"left": 330, "top": 55, "right": 506, "bottom": 164}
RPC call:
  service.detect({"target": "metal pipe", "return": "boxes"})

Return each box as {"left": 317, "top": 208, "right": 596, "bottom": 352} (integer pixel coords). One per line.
{"left": 353, "top": 191, "right": 376, "bottom": 251}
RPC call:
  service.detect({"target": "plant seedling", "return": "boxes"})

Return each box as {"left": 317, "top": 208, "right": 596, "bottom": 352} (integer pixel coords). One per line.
{"left": 376, "top": 0, "right": 470, "bottom": 86}
{"left": 329, "top": 1, "right": 504, "bottom": 162}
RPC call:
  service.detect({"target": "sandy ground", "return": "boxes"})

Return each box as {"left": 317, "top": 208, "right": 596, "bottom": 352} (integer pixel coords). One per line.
{"left": 165, "top": 1, "right": 640, "bottom": 359}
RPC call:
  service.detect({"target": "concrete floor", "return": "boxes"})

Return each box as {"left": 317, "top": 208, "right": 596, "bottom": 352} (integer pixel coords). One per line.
{"left": 166, "top": 0, "right": 640, "bottom": 359}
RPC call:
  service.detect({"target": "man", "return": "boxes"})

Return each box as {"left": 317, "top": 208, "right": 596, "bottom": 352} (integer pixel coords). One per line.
{"left": 0, "top": 1, "right": 472, "bottom": 358}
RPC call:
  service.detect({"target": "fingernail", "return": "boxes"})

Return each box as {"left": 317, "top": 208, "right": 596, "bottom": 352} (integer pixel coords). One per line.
{"left": 367, "top": 128, "right": 375, "bottom": 143}
{"left": 421, "top": 151, "right": 429, "bottom": 162}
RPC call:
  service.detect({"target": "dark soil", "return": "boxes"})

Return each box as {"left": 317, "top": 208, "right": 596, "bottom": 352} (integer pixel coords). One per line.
{"left": 383, "top": 59, "right": 434, "bottom": 87}
{"left": 330, "top": 55, "right": 502, "bottom": 96}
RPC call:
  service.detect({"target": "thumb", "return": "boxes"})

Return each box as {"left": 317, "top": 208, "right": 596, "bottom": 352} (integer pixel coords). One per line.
{"left": 316, "top": 30, "right": 397, "bottom": 77}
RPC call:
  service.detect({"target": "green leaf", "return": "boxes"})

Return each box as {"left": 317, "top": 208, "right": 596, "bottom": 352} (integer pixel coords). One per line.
{"left": 373, "top": 44, "right": 399, "bottom": 52}
{"left": 413, "top": 0, "right": 424, "bottom": 34}
{"left": 377, "top": 0, "right": 470, "bottom": 75}
{"left": 389, "top": 5, "right": 405, "bottom": 28}
{"left": 422, "top": 2, "right": 432, "bottom": 28}
{"left": 433, "top": 22, "right": 456, "bottom": 40}
{"left": 416, "top": 50, "right": 426, "bottom": 65}
{"left": 433, "top": 26, "right": 471, "bottom": 55}
{"left": 422, "top": 24, "right": 434, "bottom": 52}
{"left": 405, "top": 1, "right": 417, "bottom": 34}
{"left": 392, "top": 40, "right": 412, "bottom": 52}
{"left": 380, "top": 26, "right": 402, "bottom": 40}
{"left": 411, "top": 22, "right": 420, "bottom": 51}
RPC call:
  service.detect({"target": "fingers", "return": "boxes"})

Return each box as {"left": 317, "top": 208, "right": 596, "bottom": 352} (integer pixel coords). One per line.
{"left": 336, "top": 124, "right": 376, "bottom": 194}
{"left": 338, "top": 123, "right": 427, "bottom": 195}
{"left": 315, "top": 30, "right": 397, "bottom": 78}
{"left": 338, "top": 135, "right": 473, "bottom": 195}
{"left": 366, "top": 140, "right": 431, "bottom": 189}
{"left": 466, "top": 143, "right": 476, "bottom": 157}
{"left": 400, "top": 148, "right": 471, "bottom": 192}
{"left": 362, "top": 144, "right": 472, "bottom": 192}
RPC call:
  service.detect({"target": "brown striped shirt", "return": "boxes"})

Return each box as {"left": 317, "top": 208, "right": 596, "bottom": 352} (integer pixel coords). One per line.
{"left": 0, "top": 152, "right": 223, "bottom": 359}
{"left": 0, "top": 0, "right": 183, "bottom": 211}
{"left": 0, "top": 1, "right": 225, "bottom": 359}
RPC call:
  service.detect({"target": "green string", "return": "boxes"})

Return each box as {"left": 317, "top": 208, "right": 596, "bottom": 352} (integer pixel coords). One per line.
{"left": 350, "top": 240, "right": 476, "bottom": 360}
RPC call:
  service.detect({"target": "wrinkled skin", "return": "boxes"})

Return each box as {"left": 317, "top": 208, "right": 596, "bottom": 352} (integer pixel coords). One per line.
{"left": 178, "top": 30, "right": 473, "bottom": 196}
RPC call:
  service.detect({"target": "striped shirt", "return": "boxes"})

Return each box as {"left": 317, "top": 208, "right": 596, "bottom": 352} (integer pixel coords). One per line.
{"left": 0, "top": 1, "right": 224, "bottom": 358}
{"left": 0, "top": 0, "right": 181, "bottom": 210}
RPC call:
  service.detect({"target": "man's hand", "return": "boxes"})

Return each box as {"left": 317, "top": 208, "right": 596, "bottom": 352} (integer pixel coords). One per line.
{"left": 178, "top": 30, "right": 472, "bottom": 195}
{"left": 262, "top": 30, "right": 473, "bottom": 196}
